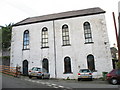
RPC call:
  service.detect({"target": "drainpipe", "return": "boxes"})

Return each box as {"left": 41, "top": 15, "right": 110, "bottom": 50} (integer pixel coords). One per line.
{"left": 53, "top": 20, "right": 57, "bottom": 78}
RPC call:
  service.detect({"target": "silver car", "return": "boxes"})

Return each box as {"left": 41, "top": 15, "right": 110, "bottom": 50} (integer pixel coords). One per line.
{"left": 28, "top": 67, "right": 50, "bottom": 79}
{"left": 78, "top": 69, "right": 93, "bottom": 81}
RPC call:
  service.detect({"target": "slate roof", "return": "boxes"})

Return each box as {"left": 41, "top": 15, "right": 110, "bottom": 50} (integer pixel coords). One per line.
{"left": 13, "top": 7, "right": 105, "bottom": 26}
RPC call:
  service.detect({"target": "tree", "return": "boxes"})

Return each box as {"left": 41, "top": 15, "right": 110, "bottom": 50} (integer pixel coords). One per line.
{"left": 0, "top": 23, "right": 13, "bottom": 50}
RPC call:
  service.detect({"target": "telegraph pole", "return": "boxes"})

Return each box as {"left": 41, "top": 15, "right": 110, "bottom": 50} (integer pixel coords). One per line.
{"left": 112, "top": 12, "right": 120, "bottom": 61}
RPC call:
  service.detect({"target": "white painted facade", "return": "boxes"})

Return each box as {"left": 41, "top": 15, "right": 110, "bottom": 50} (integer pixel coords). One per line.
{"left": 10, "top": 10, "right": 113, "bottom": 79}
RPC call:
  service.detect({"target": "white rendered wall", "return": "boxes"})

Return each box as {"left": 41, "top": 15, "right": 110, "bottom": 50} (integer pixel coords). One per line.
{"left": 11, "top": 13, "right": 113, "bottom": 79}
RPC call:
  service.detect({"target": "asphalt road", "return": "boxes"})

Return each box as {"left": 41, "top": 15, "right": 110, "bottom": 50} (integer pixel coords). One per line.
{"left": 2, "top": 74, "right": 52, "bottom": 89}
{"left": 2, "top": 74, "right": 120, "bottom": 90}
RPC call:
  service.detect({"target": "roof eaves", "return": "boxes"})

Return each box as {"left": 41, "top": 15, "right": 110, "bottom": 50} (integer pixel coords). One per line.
{"left": 13, "top": 8, "right": 105, "bottom": 27}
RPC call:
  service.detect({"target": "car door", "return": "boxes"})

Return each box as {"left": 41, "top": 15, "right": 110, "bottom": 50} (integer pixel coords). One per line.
{"left": 30, "top": 67, "right": 36, "bottom": 76}
{"left": 117, "top": 69, "right": 120, "bottom": 81}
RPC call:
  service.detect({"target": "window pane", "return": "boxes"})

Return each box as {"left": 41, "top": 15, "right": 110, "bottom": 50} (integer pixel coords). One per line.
{"left": 66, "top": 32, "right": 69, "bottom": 36}
{"left": 84, "top": 22, "right": 93, "bottom": 43}
{"left": 66, "top": 41, "right": 69, "bottom": 44}
{"left": 85, "top": 39, "right": 89, "bottom": 43}
{"left": 66, "top": 37, "right": 69, "bottom": 40}
{"left": 42, "top": 27, "right": 48, "bottom": 48}
{"left": 62, "top": 24, "right": 70, "bottom": 46}
{"left": 62, "top": 32, "right": 66, "bottom": 36}
{"left": 63, "top": 37, "right": 66, "bottom": 40}
{"left": 23, "top": 30, "right": 29, "bottom": 49}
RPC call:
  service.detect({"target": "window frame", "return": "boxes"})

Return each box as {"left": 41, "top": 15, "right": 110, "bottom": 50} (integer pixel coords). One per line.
{"left": 23, "top": 30, "right": 30, "bottom": 50}
{"left": 41, "top": 27, "right": 49, "bottom": 48}
{"left": 83, "top": 22, "right": 93, "bottom": 44}
{"left": 62, "top": 24, "right": 71, "bottom": 46}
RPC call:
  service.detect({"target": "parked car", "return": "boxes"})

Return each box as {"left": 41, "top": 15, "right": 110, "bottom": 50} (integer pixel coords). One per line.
{"left": 28, "top": 67, "right": 50, "bottom": 79}
{"left": 106, "top": 69, "right": 120, "bottom": 85}
{"left": 78, "top": 69, "right": 93, "bottom": 81}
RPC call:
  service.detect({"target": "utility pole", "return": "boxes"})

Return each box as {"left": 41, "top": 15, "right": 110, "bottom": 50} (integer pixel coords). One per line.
{"left": 112, "top": 12, "right": 120, "bottom": 61}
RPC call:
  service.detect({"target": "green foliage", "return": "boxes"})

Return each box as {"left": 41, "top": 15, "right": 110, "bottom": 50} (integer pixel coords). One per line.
{"left": 0, "top": 23, "right": 13, "bottom": 49}
{"left": 116, "top": 61, "right": 120, "bottom": 69}
{"left": 2, "top": 56, "right": 10, "bottom": 60}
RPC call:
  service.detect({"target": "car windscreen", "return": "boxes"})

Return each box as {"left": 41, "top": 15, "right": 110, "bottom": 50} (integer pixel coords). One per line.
{"left": 31, "top": 67, "right": 42, "bottom": 71}
{"left": 36, "top": 68, "right": 41, "bottom": 71}
{"left": 80, "top": 69, "right": 90, "bottom": 73}
{"left": 32, "top": 67, "right": 35, "bottom": 70}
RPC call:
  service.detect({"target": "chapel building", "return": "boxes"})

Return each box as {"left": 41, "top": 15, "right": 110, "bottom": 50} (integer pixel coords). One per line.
{"left": 10, "top": 7, "right": 113, "bottom": 79}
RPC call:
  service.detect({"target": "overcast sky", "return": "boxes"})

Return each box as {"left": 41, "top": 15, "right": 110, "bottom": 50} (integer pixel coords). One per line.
{"left": 0, "top": 0, "right": 119, "bottom": 46}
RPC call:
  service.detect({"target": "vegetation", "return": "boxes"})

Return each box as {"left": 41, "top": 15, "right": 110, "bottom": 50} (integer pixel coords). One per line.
{"left": 116, "top": 61, "right": 120, "bottom": 69}
{"left": 0, "top": 23, "right": 13, "bottom": 65}
{"left": 0, "top": 23, "right": 13, "bottom": 50}
{"left": 2, "top": 56, "right": 10, "bottom": 60}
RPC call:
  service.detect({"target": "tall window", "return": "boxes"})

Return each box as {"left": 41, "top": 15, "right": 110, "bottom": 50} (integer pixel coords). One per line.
{"left": 64, "top": 57, "right": 72, "bottom": 73}
{"left": 83, "top": 22, "right": 93, "bottom": 43}
{"left": 87, "top": 54, "right": 95, "bottom": 71}
{"left": 62, "top": 24, "right": 70, "bottom": 46}
{"left": 23, "top": 30, "right": 29, "bottom": 49}
{"left": 41, "top": 27, "right": 48, "bottom": 48}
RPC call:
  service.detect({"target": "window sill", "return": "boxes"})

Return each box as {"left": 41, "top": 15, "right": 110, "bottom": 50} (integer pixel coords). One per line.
{"left": 63, "top": 72, "right": 73, "bottom": 74}
{"left": 84, "top": 42, "right": 94, "bottom": 44}
{"left": 22, "top": 49, "right": 30, "bottom": 51}
{"left": 41, "top": 46, "right": 49, "bottom": 49}
{"left": 62, "top": 44, "right": 71, "bottom": 46}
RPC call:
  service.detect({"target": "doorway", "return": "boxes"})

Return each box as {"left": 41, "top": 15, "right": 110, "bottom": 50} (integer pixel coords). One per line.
{"left": 23, "top": 60, "right": 28, "bottom": 75}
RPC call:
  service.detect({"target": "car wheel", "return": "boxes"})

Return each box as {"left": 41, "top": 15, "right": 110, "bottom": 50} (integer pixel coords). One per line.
{"left": 90, "top": 78, "right": 93, "bottom": 81}
{"left": 29, "top": 76, "right": 32, "bottom": 79}
{"left": 78, "top": 78, "right": 81, "bottom": 81}
{"left": 42, "top": 74, "right": 44, "bottom": 79}
{"left": 111, "top": 78, "right": 118, "bottom": 85}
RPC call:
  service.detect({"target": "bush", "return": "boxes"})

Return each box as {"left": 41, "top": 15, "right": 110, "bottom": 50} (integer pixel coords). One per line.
{"left": 116, "top": 61, "right": 120, "bottom": 69}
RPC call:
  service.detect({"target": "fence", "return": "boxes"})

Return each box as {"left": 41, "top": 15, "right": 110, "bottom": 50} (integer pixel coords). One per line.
{"left": 0, "top": 65, "right": 21, "bottom": 77}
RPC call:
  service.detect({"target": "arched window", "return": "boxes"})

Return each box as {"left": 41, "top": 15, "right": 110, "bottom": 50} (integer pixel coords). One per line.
{"left": 83, "top": 22, "right": 93, "bottom": 43}
{"left": 23, "top": 30, "right": 29, "bottom": 49}
{"left": 42, "top": 58, "right": 49, "bottom": 73}
{"left": 41, "top": 27, "right": 48, "bottom": 48}
{"left": 64, "top": 57, "right": 72, "bottom": 73}
{"left": 62, "top": 24, "right": 70, "bottom": 46}
{"left": 87, "top": 54, "right": 95, "bottom": 71}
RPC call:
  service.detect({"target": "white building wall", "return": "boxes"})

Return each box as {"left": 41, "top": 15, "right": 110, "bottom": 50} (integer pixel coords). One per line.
{"left": 11, "top": 21, "right": 56, "bottom": 78}
{"left": 11, "top": 13, "right": 113, "bottom": 79}
{"left": 54, "top": 14, "right": 112, "bottom": 79}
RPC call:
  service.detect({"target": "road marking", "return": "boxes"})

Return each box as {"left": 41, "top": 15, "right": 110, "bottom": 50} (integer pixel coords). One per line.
{"left": 58, "top": 85, "right": 64, "bottom": 88}
{"left": 47, "top": 84, "right": 52, "bottom": 87}
{"left": 40, "top": 82, "right": 46, "bottom": 84}
{"left": 31, "top": 80, "right": 36, "bottom": 82}
{"left": 53, "top": 86, "right": 59, "bottom": 88}
{"left": 36, "top": 81, "right": 40, "bottom": 83}
{"left": 45, "top": 82, "right": 50, "bottom": 85}
{"left": 51, "top": 84, "right": 57, "bottom": 86}
{"left": 23, "top": 78, "right": 72, "bottom": 89}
